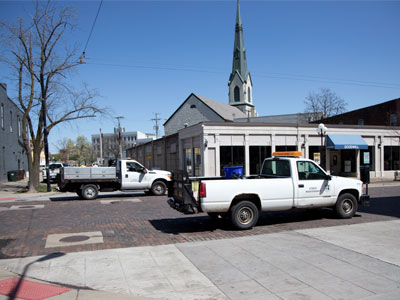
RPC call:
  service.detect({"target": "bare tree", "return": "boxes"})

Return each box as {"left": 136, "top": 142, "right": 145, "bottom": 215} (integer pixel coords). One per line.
{"left": 1, "top": 1, "right": 108, "bottom": 191}
{"left": 304, "top": 88, "right": 347, "bottom": 121}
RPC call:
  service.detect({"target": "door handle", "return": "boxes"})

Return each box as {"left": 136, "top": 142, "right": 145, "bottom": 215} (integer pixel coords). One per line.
{"left": 125, "top": 174, "right": 128, "bottom": 178}
{"left": 298, "top": 184, "right": 304, "bottom": 188}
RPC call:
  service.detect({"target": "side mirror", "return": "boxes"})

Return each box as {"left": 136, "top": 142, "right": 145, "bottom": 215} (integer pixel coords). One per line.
{"left": 325, "top": 175, "right": 332, "bottom": 181}
{"left": 142, "top": 168, "right": 147, "bottom": 174}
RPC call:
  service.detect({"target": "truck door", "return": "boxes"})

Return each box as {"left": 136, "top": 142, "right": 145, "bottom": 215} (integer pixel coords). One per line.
{"left": 122, "top": 161, "right": 148, "bottom": 190}
{"left": 295, "top": 160, "right": 335, "bottom": 207}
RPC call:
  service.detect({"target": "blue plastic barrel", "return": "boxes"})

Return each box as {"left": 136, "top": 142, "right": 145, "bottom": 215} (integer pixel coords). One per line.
{"left": 223, "top": 166, "right": 243, "bottom": 179}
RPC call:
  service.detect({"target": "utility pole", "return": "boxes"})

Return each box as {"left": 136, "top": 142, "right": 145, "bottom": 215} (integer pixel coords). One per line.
{"left": 151, "top": 113, "right": 161, "bottom": 139}
{"left": 99, "top": 128, "right": 103, "bottom": 165}
{"left": 115, "top": 116, "right": 124, "bottom": 160}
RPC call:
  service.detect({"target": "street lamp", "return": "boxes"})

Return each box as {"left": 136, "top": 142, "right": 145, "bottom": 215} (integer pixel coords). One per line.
{"left": 316, "top": 123, "right": 328, "bottom": 169}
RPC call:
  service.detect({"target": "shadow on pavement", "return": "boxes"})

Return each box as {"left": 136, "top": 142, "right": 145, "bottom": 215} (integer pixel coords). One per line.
{"left": 49, "top": 192, "right": 146, "bottom": 202}
{"left": 150, "top": 195, "right": 399, "bottom": 234}
{"left": 6, "top": 252, "right": 65, "bottom": 300}
{"left": 359, "top": 196, "right": 400, "bottom": 218}
{"left": 149, "top": 209, "right": 340, "bottom": 234}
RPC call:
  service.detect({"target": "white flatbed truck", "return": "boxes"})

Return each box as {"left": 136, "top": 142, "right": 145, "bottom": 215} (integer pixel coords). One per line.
{"left": 58, "top": 159, "right": 171, "bottom": 200}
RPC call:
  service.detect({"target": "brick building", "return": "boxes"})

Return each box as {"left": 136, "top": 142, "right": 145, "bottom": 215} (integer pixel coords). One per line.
{"left": 318, "top": 98, "right": 400, "bottom": 126}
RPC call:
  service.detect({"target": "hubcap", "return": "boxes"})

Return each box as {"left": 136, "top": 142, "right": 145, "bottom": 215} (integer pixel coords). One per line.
{"left": 85, "top": 188, "right": 94, "bottom": 197}
{"left": 238, "top": 207, "right": 253, "bottom": 225}
{"left": 342, "top": 199, "right": 353, "bottom": 214}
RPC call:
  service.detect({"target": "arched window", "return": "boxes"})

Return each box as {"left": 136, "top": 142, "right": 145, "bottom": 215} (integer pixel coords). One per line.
{"left": 234, "top": 86, "right": 240, "bottom": 102}
{"left": 248, "top": 87, "right": 251, "bottom": 103}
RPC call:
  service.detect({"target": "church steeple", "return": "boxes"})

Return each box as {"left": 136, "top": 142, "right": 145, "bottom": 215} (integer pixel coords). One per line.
{"left": 228, "top": 0, "right": 256, "bottom": 117}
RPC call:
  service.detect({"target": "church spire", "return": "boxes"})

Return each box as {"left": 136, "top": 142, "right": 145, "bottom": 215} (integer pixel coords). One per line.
{"left": 230, "top": 0, "right": 248, "bottom": 83}
{"left": 228, "top": 0, "right": 256, "bottom": 117}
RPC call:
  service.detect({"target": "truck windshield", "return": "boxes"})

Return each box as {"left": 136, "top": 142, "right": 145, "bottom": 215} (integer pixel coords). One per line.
{"left": 261, "top": 160, "right": 291, "bottom": 177}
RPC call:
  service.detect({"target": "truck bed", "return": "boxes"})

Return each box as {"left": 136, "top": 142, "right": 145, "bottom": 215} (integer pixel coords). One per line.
{"left": 63, "top": 167, "right": 117, "bottom": 180}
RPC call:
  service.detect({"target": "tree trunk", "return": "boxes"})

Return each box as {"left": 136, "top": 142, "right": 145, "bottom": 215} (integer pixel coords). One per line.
{"left": 27, "top": 142, "right": 42, "bottom": 192}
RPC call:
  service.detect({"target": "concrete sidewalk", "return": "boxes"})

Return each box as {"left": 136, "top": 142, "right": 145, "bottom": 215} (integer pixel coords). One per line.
{"left": 1, "top": 220, "right": 400, "bottom": 300}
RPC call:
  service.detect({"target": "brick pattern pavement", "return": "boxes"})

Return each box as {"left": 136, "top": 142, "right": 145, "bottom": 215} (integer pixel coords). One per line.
{"left": 0, "top": 186, "right": 399, "bottom": 258}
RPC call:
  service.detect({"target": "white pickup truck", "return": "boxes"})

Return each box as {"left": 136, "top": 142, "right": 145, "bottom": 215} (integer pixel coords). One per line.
{"left": 58, "top": 159, "right": 171, "bottom": 200}
{"left": 168, "top": 152, "right": 369, "bottom": 230}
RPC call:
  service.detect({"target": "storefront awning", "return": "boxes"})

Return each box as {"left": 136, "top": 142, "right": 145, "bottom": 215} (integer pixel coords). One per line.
{"left": 327, "top": 134, "right": 368, "bottom": 150}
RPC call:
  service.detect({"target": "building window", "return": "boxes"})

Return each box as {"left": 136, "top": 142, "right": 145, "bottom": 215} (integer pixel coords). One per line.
{"left": 9, "top": 111, "right": 12, "bottom": 132}
{"left": 190, "top": 104, "right": 196, "bottom": 109}
{"left": 248, "top": 87, "right": 251, "bottom": 103}
{"left": 384, "top": 146, "right": 400, "bottom": 170}
{"left": 194, "top": 148, "right": 201, "bottom": 176}
{"left": 390, "top": 114, "right": 397, "bottom": 126}
{"left": 18, "top": 116, "right": 21, "bottom": 137}
{"left": 250, "top": 146, "right": 271, "bottom": 175}
{"left": 220, "top": 146, "right": 245, "bottom": 175}
{"left": 358, "top": 119, "right": 364, "bottom": 125}
{"left": 234, "top": 86, "right": 240, "bottom": 102}
{"left": 1, "top": 103, "right": 4, "bottom": 129}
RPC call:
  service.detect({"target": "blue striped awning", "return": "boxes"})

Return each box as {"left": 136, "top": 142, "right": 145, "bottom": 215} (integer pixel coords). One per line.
{"left": 327, "top": 134, "right": 368, "bottom": 150}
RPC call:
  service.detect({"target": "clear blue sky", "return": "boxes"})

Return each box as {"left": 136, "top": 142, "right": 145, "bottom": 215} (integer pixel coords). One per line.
{"left": 1, "top": 0, "right": 400, "bottom": 153}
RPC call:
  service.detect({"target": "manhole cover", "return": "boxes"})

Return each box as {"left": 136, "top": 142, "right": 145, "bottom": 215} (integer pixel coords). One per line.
{"left": 59, "top": 235, "right": 90, "bottom": 243}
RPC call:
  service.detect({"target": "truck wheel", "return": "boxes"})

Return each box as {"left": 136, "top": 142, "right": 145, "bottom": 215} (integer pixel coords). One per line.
{"left": 230, "top": 201, "right": 259, "bottom": 230}
{"left": 335, "top": 193, "right": 358, "bottom": 219}
{"left": 81, "top": 184, "right": 98, "bottom": 200}
{"left": 151, "top": 181, "right": 166, "bottom": 196}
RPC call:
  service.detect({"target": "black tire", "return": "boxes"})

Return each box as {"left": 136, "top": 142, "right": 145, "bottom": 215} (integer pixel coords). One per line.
{"left": 335, "top": 193, "right": 358, "bottom": 219}
{"left": 151, "top": 181, "right": 167, "bottom": 196}
{"left": 230, "top": 201, "right": 259, "bottom": 230}
{"left": 81, "top": 184, "right": 98, "bottom": 200}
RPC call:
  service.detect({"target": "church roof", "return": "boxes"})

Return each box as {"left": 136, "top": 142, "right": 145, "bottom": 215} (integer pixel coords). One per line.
{"left": 164, "top": 93, "right": 246, "bottom": 126}
{"left": 195, "top": 94, "right": 247, "bottom": 120}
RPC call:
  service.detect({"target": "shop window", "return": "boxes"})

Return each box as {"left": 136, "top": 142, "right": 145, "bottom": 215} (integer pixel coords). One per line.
{"left": 276, "top": 145, "right": 297, "bottom": 152}
{"left": 250, "top": 146, "right": 271, "bottom": 174}
{"left": 220, "top": 146, "right": 244, "bottom": 175}
{"left": 341, "top": 150, "right": 356, "bottom": 173}
{"left": 384, "top": 146, "right": 400, "bottom": 170}
{"left": 185, "top": 148, "right": 192, "bottom": 175}
{"left": 360, "top": 146, "right": 375, "bottom": 171}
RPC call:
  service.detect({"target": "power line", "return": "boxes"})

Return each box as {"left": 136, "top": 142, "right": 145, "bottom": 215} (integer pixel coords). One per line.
{"left": 84, "top": 60, "right": 400, "bottom": 90}
{"left": 83, "top": 0, "right": 104, "bottom": 53}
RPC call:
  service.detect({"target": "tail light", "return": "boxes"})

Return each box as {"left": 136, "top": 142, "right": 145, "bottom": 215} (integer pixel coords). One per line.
{"left": 199, "top": 183, "right": 206, "bottom": 198}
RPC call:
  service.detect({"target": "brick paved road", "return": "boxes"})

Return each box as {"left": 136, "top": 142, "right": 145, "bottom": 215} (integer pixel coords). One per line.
{"left": 0, "top": 186, "right": 399, "bottom": 258}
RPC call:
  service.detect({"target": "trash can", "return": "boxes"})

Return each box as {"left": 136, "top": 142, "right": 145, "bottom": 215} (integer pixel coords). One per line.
{"left": 18, "top": 170, "right": 25, "bottom": 180}
{"left": 7, "top": 170, "right": 19, "bottom": 182}
{"left": 223, "top": 166, "right": 243, "bottom": 179}
{"left": 360, "top": 165, "right": 370, "bottom": 184}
